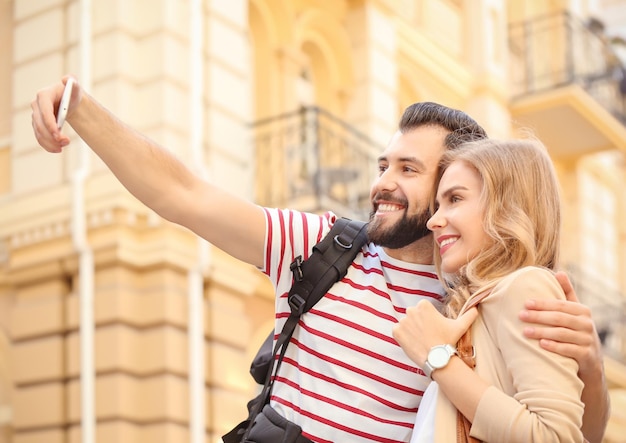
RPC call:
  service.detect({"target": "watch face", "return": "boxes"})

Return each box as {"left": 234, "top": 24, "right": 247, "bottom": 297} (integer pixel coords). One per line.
{"left": 429, "top": 346, "right": 451, "bottom": 368}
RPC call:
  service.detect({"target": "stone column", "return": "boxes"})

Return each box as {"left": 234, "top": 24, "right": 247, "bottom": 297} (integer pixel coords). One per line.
{"left": 462, "top": 0, "right": 511, "bottom": 137}
{"left": 345, "top": 1, "right": 399, "bottom": 147}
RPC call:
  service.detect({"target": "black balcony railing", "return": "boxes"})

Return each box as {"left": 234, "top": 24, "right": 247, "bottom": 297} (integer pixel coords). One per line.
{"left": 509, "top": 11, "right": 626, "bottom": 125}
{"left": 251, "top": 106, "right": 382, "bottom": 221}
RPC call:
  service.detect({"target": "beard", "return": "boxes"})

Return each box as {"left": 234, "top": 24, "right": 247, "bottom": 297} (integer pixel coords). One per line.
{"left": 367, "top": 205, "right": 432, "bottom": 249}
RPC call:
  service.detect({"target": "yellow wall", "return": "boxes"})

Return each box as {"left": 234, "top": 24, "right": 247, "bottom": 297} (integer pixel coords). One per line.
{"left": 1, "top": 0, "right": 625, "bottom": 441}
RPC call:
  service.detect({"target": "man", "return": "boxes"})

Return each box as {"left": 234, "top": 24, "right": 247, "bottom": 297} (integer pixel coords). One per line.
{"left": 32, "top": 77, "right": 609, "bottom": 443}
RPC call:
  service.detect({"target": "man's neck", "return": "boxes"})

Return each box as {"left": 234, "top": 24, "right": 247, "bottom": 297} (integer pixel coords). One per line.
{"left": 382, "top": 235, "right": 435, "bottom": 265}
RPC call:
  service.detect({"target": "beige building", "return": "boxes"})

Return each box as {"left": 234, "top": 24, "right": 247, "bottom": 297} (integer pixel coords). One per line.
{"left": 1, "top": 0, "right": 626, "bottom": 442}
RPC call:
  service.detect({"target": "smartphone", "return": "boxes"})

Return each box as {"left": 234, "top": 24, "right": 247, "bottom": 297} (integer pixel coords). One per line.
{"left": 56, "top": 78, "right": 75, "bottom": 129}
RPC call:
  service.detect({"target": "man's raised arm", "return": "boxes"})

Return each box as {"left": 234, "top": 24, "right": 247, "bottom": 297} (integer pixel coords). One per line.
{"left": 32, "top": 76, "right": 267, "bottom": 268}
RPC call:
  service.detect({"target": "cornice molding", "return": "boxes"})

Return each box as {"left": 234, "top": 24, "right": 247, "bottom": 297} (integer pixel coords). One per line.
{"left": 3, "top": 209, "right": 198, "bottom": 286}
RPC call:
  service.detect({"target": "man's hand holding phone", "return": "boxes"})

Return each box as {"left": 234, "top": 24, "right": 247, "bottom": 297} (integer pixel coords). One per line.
{"left": 31, "top": 76, "right": 79, "bottom": 153}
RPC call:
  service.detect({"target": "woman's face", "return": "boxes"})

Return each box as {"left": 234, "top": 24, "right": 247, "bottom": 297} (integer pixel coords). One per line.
{"left": 427, "top": 160, "right": 491, "bottom": 274}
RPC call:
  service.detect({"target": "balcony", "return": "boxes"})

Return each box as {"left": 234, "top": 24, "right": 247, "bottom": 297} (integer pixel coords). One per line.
{"left": 252, "top": 106, "right": 382, "bottom": 221}
{"left": 509, "top": 11, "right": 626, "bottom": 160}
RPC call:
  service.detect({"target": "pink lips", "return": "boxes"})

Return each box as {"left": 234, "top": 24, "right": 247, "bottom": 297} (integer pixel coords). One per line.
{"left": 437, "top": 236, "right": 458, "bottom": 256}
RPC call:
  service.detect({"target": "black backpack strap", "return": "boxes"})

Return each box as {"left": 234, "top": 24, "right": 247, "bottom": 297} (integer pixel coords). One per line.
{"left": 287, "top": 217, "right": 368, "bottom": 315}
{"left": 262, "top": 217, "right": 367, "bottom": 399}
{"left": 238, "top": 218, "right": 368, "bottom": 441}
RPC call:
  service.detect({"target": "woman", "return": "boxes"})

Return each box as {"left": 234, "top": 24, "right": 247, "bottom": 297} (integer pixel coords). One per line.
{"left": 393, "top": 138, "right": 584, "bottom": 442}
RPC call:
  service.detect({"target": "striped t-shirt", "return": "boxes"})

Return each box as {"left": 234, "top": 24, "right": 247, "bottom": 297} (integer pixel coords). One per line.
{"left": 262, "top": 208, "right": 446, "bottom": 443}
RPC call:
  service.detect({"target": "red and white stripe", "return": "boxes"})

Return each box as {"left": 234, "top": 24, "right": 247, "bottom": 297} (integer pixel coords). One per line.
{"left": 261, "top": 208, "right": 446, "bottom": 443}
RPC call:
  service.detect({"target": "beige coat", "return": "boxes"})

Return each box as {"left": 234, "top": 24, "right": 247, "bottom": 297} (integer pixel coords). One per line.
{"left": 432, "top": 267, "right": 585, "bottom": 442}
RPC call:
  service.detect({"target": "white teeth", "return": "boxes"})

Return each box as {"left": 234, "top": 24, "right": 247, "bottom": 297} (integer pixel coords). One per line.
{"left": 377, "top": 204, "right": 401, "bottom": 212}
{"left": 440, "top": 237, "right": 457, "bottom": 247}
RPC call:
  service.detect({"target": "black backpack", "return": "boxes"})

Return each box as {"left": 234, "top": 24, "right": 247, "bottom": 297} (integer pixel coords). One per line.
{"left": 222, "top": 217, "right": 369, "bottom": 443}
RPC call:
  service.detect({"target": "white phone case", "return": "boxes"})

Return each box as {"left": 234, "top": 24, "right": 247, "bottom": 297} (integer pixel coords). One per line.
{"left": 56, "top": 78, "right": 75, "bottom": 129}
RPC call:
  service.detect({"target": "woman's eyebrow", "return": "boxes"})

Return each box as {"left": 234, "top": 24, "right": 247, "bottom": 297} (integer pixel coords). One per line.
{"left": 438, "top": 185, "right": 468, "bottom": 200}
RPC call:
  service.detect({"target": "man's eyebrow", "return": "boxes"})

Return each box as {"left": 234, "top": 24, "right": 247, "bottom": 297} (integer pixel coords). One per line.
{"left": 377, "top": 155, "right": 426, "bottom": 170}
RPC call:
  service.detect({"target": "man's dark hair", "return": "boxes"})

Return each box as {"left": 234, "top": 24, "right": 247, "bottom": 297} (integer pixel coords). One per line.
{"left": 399, "top": 102, "right": 488, "bottom": 149}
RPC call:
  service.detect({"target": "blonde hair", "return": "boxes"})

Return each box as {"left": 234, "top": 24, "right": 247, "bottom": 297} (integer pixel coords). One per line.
{"left": 433, "top": 138, "right": 562, "bottom": 317}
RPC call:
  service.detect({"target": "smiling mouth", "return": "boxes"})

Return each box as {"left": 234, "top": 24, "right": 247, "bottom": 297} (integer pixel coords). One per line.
{"left": 438, "top": 237, "right": 458, "bottom": 255}
{"left": 440, "top": 237, "right": 457, "bottom": 248}
{"left": 375, "top": 203, "right": 405, "bottom": 213}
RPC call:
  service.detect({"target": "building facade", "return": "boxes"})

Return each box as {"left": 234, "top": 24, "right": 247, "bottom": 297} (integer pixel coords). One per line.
{"left": 1, "top": 0, "right": 626, "bottom": 442}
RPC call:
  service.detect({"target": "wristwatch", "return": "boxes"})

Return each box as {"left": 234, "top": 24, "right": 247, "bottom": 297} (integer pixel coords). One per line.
{"left": 423, "top": 344, "right": 458, "bottom": 379}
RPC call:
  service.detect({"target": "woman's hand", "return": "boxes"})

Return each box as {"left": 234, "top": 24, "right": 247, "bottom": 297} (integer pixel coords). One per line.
{"left": 393, "top": 300, "right": 478, "bottom": 367}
